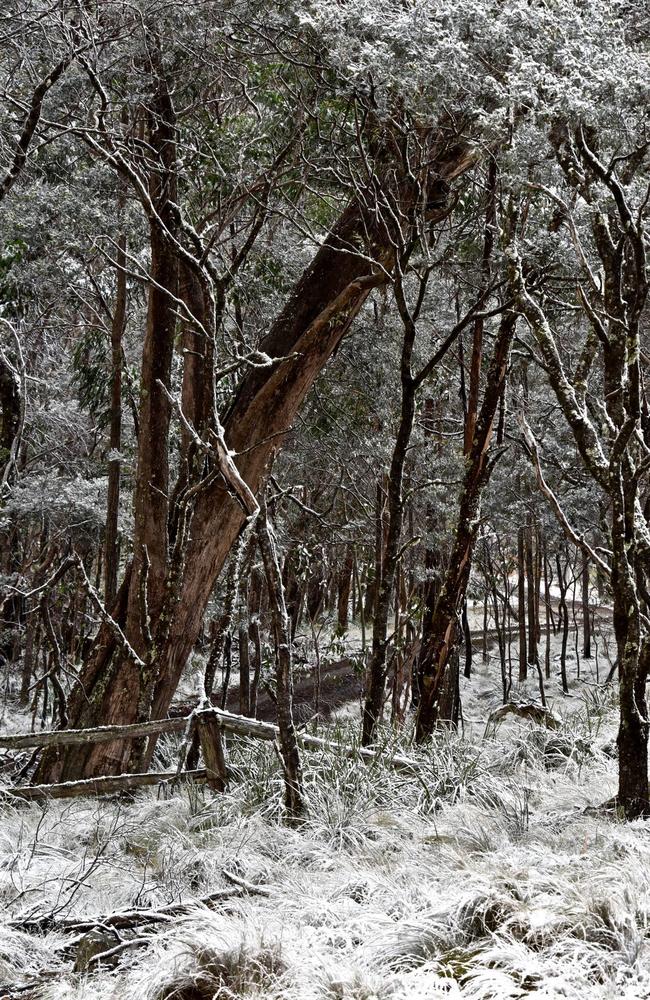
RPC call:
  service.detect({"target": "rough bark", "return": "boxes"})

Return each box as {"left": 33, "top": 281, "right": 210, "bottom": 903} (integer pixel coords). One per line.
{"left": 35, "top": 66, "right": 180, "bottom": 781}
{"left": 38, "top": 130, "right": 475, "bottom": 782}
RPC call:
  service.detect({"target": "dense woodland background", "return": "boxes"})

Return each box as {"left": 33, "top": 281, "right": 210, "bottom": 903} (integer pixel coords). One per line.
{"left": 0, "top": 2, "right": 649, "bottom": 997}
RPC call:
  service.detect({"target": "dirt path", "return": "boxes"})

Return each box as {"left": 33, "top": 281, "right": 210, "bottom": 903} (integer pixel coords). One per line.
{"left": 171, "top": 602, "right": 614, "bottom": 726}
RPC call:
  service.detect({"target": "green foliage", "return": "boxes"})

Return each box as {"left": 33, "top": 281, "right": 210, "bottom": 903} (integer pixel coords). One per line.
{"left": 0, "top": 240, "right": 28, "bottom": 319}
{"left": 72, "top": 326, "right": 111, "bottom": 427}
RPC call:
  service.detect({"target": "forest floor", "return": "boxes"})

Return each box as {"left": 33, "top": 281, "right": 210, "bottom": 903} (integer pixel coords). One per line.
{"left": 2, "top": 623, "right": 650, "bottom": 1000}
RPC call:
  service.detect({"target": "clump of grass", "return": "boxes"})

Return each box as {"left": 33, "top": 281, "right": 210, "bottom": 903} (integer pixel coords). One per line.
{"left": 2, "top": 672, "right": 648, "bottom": 1000}
{"left": 153, "top": 941, "right": 285, "bottom": 999}
{"left": 120, "top": 912, "right": 289, "bottom": 1000}
{"left": 309, "top": 962, "right": 398, "bottom": 999}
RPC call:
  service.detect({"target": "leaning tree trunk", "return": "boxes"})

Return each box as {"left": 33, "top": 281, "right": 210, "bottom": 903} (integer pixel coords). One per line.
{"left": 415, "top": 311, "right": 516, "bottom": 743}
{"left": 38, "top": 131, "right": 475, "bottom": 782}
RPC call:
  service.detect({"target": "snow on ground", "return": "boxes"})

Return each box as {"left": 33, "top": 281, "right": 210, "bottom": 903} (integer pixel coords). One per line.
{"left": 2, "top": 619, "right": 649, "bottom": 1000}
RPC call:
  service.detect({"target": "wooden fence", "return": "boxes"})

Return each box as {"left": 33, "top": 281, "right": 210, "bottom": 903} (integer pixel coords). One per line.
{"left": 0, "top": 706, "right": 419, "bottom": 801}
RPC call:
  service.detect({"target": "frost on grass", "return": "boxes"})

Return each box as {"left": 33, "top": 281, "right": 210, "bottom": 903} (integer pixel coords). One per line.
{"left": 1, "top": 662, "right": 650, "bottom": 1000}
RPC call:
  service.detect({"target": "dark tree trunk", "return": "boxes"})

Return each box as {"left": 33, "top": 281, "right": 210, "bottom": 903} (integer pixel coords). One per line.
{"left": 582, "top": 550, "right": 592, "bottom": 658}
{"left": 415, "top": 311, "right": 517, "bottom": 742}
{"left": 482, "top": 589, "right": 489, "bottom": 662}
{"left": 525, "top": 518, "right": 538, "bottom": 668}
{"left": 556, "top": 551, "right": 570, "bottom": 695}
{"left": 543, "top": 537, "right": 552, "bottom": 679}
{"left": 0, "top": 339, "right": 21, "bottom": 478}
{"left": 248, "top": 568, "right": 263, "bottom": 718}
{"left": 362, "top": 287, "right": 418, "bottom": 746}
{"left": 19, "top": 617, "right": 37, "bottom": 707}
{"left": 462, "top": 601, "right": 472, "bottom": 679}
{"left": 517, "top": 526, "right": 527, "bottom": 682}
{"left": 257, "top": 499, "right": 305, "bottom": 823}
{"left": 104, "top": 219, "right": 127, "bottom": 610}
{"left": 486, "top": 545, "right": 508, "bottom": 704}
{"left": 282, "top": 548, "right": 304, "bottom": 639}
{"left": 337, "top": 544, "right": 354, "bottom": 632}
{"left": 238, "top": 624, "right": 250, "bottom": 717}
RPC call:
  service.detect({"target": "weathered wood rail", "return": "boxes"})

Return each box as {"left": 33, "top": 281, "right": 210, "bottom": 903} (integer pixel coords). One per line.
{"left": 0, "top": 716, "right": 188, "bottom": 751}
{"left": 9, "top": 768, "right": 209, "bottom": 801}
{"left": 1, "top": 706, "right": 420, "bottom": 801}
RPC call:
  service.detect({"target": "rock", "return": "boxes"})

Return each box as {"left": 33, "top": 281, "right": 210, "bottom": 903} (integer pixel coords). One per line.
{"left": 73, "top": 928, "right": 121, "bottom": 972}
{"left": 488, "top": 702, "right": 562, "bottom": 730}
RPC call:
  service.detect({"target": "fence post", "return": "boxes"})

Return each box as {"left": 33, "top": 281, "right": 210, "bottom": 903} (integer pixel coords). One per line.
{"left": 195, "top": 709, "right": 228, "bottom": 792}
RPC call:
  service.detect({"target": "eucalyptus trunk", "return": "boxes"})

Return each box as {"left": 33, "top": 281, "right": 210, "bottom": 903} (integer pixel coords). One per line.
{"left": 415, "top": 311, "right": 516, "bottom": 742}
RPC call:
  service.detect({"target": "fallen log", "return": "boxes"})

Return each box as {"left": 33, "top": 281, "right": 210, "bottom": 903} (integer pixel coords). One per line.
{"left": 3, "top": 877, "right": 273, "bottom": 995}
{"left": 10, "top": 881, "right": 264, "bottom": 934}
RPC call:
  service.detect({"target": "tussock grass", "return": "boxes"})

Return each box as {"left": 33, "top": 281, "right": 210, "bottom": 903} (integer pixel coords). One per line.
{"left": 2, "top": 668, "right": 649, "bottom": 1000}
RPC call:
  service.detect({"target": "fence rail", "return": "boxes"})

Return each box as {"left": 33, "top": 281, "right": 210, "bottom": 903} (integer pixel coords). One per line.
{"left": 0, "top": 716, "right": 188, "bottom": 751}
{"left": 1, "top": 706, "right": 420, "bottom": 802}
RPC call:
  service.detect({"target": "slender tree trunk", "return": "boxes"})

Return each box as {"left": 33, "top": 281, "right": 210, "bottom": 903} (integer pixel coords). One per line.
{"left": 354, "top": 551, "right": 366, "bottom": 651}
{"left": 362, "top": 297, "right": 417, "bottom": 746}
{"left": 556, "top": 552, "right": 569, "bottom": 695}
{"left": 525, "top": 518, "right": 538, "bottom": 668}
{"left": 104, "top": 215, "right": 127, "bottom": 610}
{"left": 543, "top": 538, "right": 552, "bottom": 679}
{"left": 582, "top": 550, "right": 592, "bottom": 658}
{"left": 462, "top": 602, "right": 472, "bottom": 679}
{"left": 248, "top": 568, "right": 263, "bottom": 718}
{"left": 464, "top": 160, "right": 497, "bottom": 454}
{"left": 517, "top": 526, "right": 527, "bottom": 682}
{"left": 337, "top": 544, "right": 354, "bottom": 632}
{"left": 612, "top": 463, "right": 649, "bottom": 817}
{"left": 482, "top": 588, "right": 489, "bottom": 662}
{"left": 238, "top": 623, "right": 250, "bottom": 717}
{"left": 416, "top": 311, "right": 517, "bottom": 741}
{"left": 257, "top": 499, "right": 305, "bottom": 822}
{"left": 19, "top": 616, "right": 37, "bottom": 707}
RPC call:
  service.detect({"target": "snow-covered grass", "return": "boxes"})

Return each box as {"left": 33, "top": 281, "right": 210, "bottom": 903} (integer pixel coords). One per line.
{"left": 2, "top": 624, "right": 649, "bottom": 1000}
